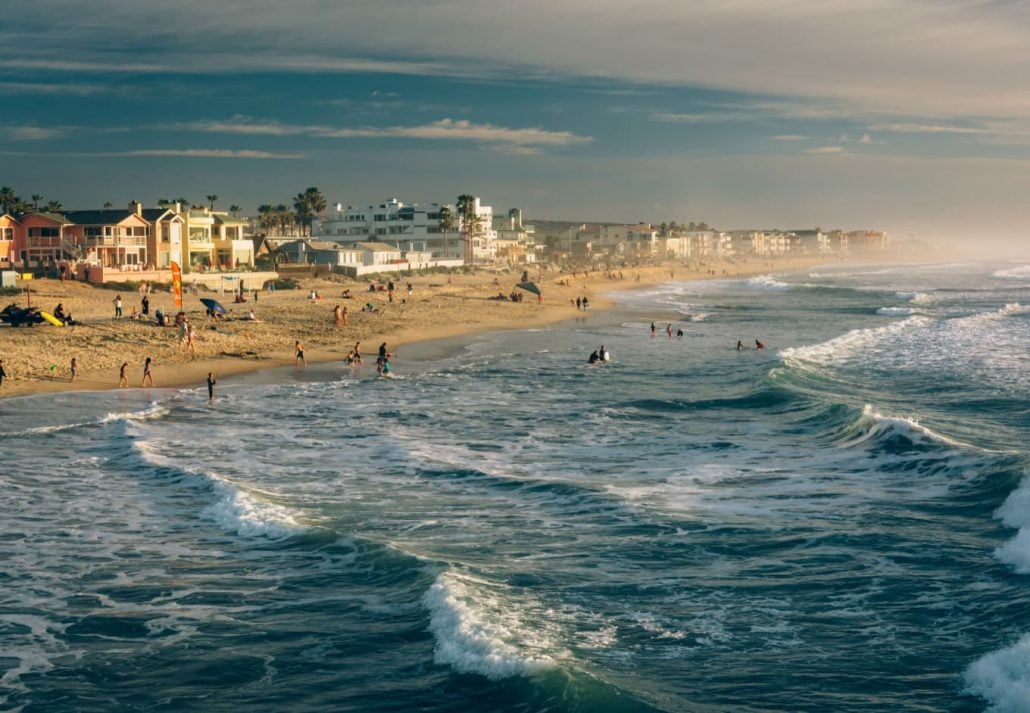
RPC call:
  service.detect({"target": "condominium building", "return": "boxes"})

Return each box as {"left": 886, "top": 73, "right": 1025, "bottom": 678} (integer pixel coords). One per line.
{"left": 316, "top": 197, "right": 497, "bottom": 262}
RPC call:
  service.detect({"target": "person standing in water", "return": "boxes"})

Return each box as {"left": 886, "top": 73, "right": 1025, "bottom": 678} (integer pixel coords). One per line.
{"left": 737, "top": 340, "right": 745, "bottom": 351}
{"left": 295, "top": 340, "right": 306, "bottom": 367}
{"left": 207, "top": 372, "right": 216, "bottom": 401}
{"left": 755, "top": 339, "right": 765, "bottom": 349}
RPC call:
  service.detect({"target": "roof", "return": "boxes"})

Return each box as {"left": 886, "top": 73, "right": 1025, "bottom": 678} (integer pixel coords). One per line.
{"left": 62, "top": 209, "right": 144, "bottom": 225}
{"left": 16, "top": 211, "right": 74, "bottom": 225}
{"left": 356, "top": 242, "right": 401, "bottom": 252}
{"left": 213, "top": 214, "right": 247, "bottom": 225}
{"left": 141, "top": 208, "right": 182, "bottom": 222}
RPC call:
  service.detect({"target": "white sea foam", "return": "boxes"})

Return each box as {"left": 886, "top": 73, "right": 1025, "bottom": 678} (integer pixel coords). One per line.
{"left": 964, "top": 632, "right": 1030, "bottom": 712}
{"left": 745, "top": 275, "right": 792, "bottom": 291}
{"left": 779, "top": 316, "right": 930, "bottom": 366}
{"left": 422, "top": 571, "right": 560, "bottom": 680}
{"left": 842, "top": 406, "right": 969, "bottom": 450}
{"left": 992, "top": 264, "right": 1030, "bottom": 280}
{"left": 877, "top": 307, "right": 916, "bottom": 316}
{"left": 994, "top": 475, "right": 1030, "bottom": 574}
{"left": 894, "top": 291, "right": 933, "bottom": 304}
{"left": 0, "top": 402, "right": 168, "bottom": 437}
{"left": 132, "top": 435, "right": 304, "bottom": 539}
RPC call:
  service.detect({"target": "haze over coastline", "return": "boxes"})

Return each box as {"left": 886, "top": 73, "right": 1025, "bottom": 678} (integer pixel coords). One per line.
{"left": 2, "top": 0, "right": 1029, "bottom": 246}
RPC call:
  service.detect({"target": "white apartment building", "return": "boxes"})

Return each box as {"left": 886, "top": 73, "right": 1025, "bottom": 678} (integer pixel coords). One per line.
{"left": 316, "top": 197, "right": 497, "bottom": 262}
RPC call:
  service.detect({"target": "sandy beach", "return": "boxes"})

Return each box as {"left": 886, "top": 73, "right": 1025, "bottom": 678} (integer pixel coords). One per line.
{"left": 0, "top": 256, "right": 828, "bottom": 398}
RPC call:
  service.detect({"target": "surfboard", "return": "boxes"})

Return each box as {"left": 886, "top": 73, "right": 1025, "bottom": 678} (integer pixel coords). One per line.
{"left": 40, "top": 311, "right": 64, "bottom": 326}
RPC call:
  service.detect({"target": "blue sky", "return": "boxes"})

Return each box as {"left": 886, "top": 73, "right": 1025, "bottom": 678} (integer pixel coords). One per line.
{"left": 2, "top": 0, "right": 1029, "bottom": 245}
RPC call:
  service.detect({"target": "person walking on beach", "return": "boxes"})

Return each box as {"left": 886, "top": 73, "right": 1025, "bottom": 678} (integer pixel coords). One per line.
{"left": 333, "top": 304, "right": 343, "bottom": 326}
{"left": 118, "top": 362, "right": 128, "bottom": 387}
{"left": 70, "top": 357, "right": 78, "bottom": 383}
{"left": 295, "top": 340, "right": 306, "bottom": 367}
{"left": 141, "top": 295, "right": 150, "bottom": 316}
{"left": 113, "top": 294, "right": 123, "bottom": 318}
{"left": 185, "top": 323, "right": 196, "bottom": 354}
{"left": 206, "top": 372, "right": 216, "bottom": 401}
{"left": 141, "top": 357, "right": 154, "bottom": 387}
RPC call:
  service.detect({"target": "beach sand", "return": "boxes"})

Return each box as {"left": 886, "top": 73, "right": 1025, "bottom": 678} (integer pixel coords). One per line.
{"left": 0, "top": 256, "right": 828, "bottom": 398}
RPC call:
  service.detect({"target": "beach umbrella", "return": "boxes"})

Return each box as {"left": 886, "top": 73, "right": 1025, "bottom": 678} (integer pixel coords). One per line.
{"left": 516, "top": 281, "right": 541, "bottom": 295}
{"left": 200, "top": 297, "right": 227, "bottom": 314}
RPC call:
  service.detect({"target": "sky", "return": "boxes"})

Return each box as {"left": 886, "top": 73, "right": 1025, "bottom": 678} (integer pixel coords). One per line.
{"left": 2, "top": 0, "right": 1030, "bottom": 247}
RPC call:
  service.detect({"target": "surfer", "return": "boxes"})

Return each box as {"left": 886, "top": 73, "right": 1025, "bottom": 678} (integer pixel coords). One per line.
{"left": 588, "top": 350, "right": 600, "bottom": 364}
{"left": 676, "top": 328, "right": 684, "bottom": 339}
{"left": 599, "top": 345, "right": 609, "bottom": 361}
{"left": 755, "top": 339, "right": 765, "bottom": 349}
{"left": 737, "top": 340, "right": 744, "bottom": 351}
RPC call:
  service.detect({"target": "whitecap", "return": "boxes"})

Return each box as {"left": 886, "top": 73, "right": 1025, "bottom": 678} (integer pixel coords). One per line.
{"left": 422, "top": 571, "right": 560, "bottom": 680}
{"left": 994, "top": 475, "right": 1030, "bottom": 574}
{"left": 992, "top": 264, "right": 1030, "bottom": 280}
{"left": 877, "top": 307, "right": 916, "bottom": 316}
{"left": 744, "top": 275, "right": 792, "bottom": 291}
{"left": 964, "top": 633, "right": 1030, "bottom": 712}
{"left": 779, "top": 315, "right": 930, "bottom": 366}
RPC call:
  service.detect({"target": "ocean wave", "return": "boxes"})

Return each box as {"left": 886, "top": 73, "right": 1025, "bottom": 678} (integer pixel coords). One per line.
{"left": 132, "top": 436, "right": 305, "bottom": 539}
{"left": 779, "top": 315, "right": 930, "bottom": 366}
{"left": 422, "top": 571, "right": 562, "bottom": 680}
{"left": 877, "top": 307, "right": 916, "bottom": 316}
{"left": 992, "top": 264, "right": 1030, "bottom": 280}
{"left": 744, "top": 275, "right": 792, "bottom": 291}
{"left": 894, "top": 291, "right": 933, "bottom": 304}
{"left": 837, "top": 406, "right": 970, "bottom": 450}
{"left": 993, "top": 473, "right": 1030, "bottom": 574}
{"left": 0, "top": 402, "right": 168, "bottom": 437}
{"left": 964, "top": 632, "right": 1030, "bottom": 711}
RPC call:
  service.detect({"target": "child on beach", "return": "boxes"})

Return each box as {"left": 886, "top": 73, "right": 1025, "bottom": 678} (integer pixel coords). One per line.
{"left": 142, "top": 357, "right": 154, "bottom": 387}
{"left": 70, "top": 357, "right": 78, "bottom": 382}
{"left": 118, "top": 362, "right": 128, "bottom": 387}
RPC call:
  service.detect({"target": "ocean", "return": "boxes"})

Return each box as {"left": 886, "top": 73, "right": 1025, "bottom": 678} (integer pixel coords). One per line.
{"left": 2, "top": 260, "right": 1028, "bottom": 712}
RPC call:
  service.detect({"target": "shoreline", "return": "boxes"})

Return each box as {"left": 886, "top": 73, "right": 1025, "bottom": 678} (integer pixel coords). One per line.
{"left": 0, "top": 255, "right": 836, "bottom": 399}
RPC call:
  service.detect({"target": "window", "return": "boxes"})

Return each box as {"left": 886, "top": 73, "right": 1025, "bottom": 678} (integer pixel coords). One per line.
{"left": 84, "top": 226, "right": 103, "bottom": 238}
{"left": 28, "top": 227, "right": 60, "bottom": 238}
{"left": 0, "top": 227, "right": 12, "bottom": 240}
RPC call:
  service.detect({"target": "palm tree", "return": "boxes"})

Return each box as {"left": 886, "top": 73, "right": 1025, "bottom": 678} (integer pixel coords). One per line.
{"left": 437, "top": 205, "right": 454, "bottom": 259}
{"left": 293, "top": 187, "right": 326, "bottom": 236}
{"left": 0, "top": 186, "right": 20, "bottom": 214}
{"left": 275, "top": 204, "right": 294, "bottom": 236}
{"left": 206, "top": 194, "right": 218, "bottom": 210}
{"left": 103, "top": 201, "right": 113, "bottom": 209}
{"left": 45, "top": 200, "right": 63, "bottom": 212}
{"left": 229, "top": 205, "right": 241, "bottom": 217}
{"left": 456, "top": 194, "right": 481, "bottom": 265}
{"left": 31, "top": 194, "right": 43, "bottom": 210}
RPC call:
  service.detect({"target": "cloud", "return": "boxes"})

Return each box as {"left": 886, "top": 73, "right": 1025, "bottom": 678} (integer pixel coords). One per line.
{"left": 771, "top": 135, "right": 808, "bottom": 141}
{"left": 0, "top": 81, "right": 115, "bottom": 96}
{"left": 123, "top": 149, "right": 303, "bottom": 159}
{"left": 804, "top": 146, "right": 846, "bottom": 155}
{"left": 177, "top": 116, "right": 593, "bottom": 149}
{"left": 5, "top": 0, "right": 1028, "bottom": 119}
{"left": 4, "top": 126, "right": 67, "bottom": 141}
{"left": 869, "top": 122, "right": 989, "bottom": 135}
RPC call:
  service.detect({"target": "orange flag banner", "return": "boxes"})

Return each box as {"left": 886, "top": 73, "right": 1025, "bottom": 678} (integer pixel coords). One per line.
{"left": 170, "top": 261, "right": 183, "bottom": 308}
